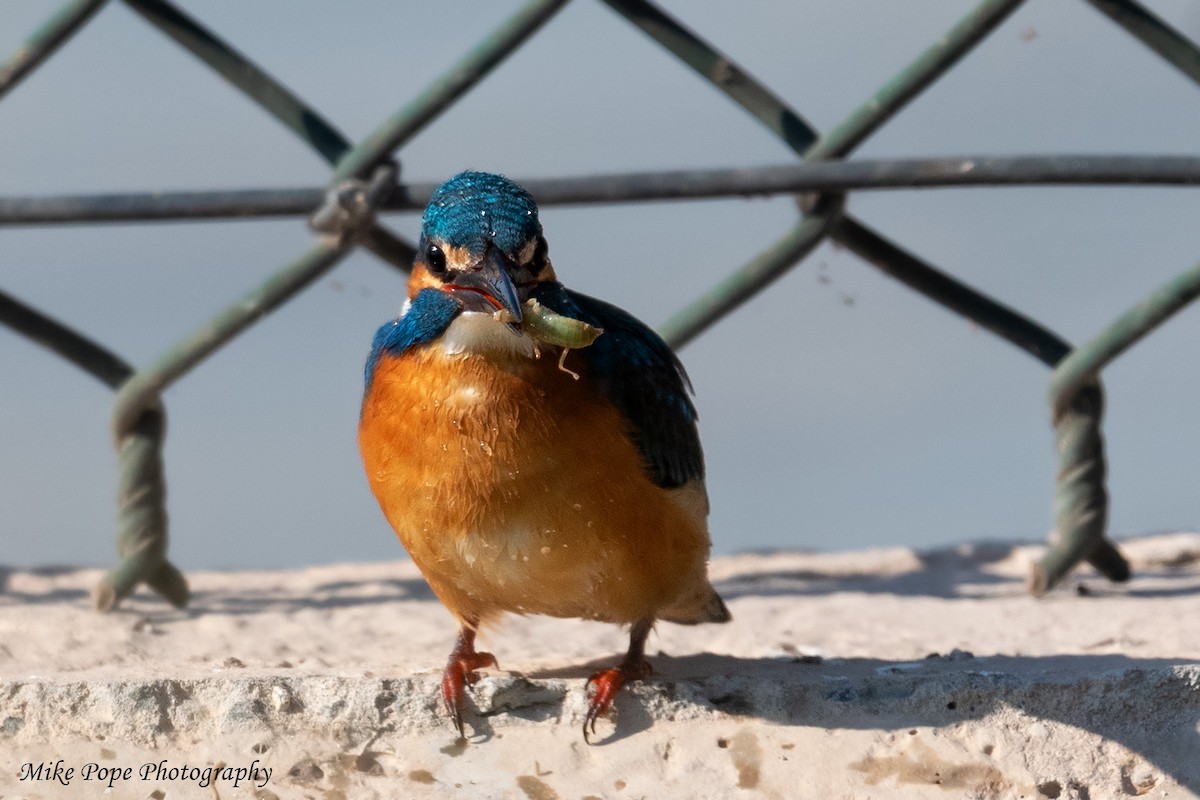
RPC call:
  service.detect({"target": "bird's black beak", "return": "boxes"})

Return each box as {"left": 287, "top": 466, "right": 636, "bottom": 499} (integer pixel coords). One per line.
{"left": 450, "top": 243, "right": 523, "bottom": 323}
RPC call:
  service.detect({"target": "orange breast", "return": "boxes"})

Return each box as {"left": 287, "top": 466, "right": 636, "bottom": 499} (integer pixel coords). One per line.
{"left": 358, "top": 340, "right": 712, "bottom": 626}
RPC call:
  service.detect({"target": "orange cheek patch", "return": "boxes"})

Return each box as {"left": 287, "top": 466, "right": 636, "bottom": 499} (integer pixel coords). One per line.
{"left": 408, "top": 265, "right": 444, "bottom": 297}
{"left": 408, "top": 244, "right": 486, "bottom": 298}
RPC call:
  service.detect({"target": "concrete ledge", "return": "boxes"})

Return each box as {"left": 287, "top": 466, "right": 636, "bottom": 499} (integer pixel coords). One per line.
{"left": 3, "top": 534, "right": 1199, "bottom": 798}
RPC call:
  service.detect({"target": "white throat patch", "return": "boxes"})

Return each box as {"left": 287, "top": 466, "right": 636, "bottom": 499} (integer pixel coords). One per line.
{"left": 440, "top": 312, "right": 538, "bottom": 360}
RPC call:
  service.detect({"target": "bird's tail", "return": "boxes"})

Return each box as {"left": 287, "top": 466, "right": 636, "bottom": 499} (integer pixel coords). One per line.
{"left": 658, "top": 585, "right": 731, "bottom": 625}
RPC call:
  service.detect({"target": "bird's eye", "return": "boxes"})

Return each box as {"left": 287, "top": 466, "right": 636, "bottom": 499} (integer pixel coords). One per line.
{"left": 426, "top": 244, "right": 447, "bottom": 274}
{"left": 531, "top": 237, "right": 549, "bottom": 273}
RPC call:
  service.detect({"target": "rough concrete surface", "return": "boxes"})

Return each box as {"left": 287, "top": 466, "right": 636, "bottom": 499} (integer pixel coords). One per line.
{"left": 2, "top": 533, "right": 1199, "bottom": 799}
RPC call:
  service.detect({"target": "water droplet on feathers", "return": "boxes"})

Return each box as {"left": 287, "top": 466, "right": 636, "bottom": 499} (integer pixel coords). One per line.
{"left": 479, "top": 441, "right": 493, "bottom": 456}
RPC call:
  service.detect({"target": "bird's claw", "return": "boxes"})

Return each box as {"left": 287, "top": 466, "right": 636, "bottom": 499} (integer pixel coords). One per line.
{"left": 583, "top": 669, "right": 619, "bottom": 743}
{"left": 582, "top": 660, "right": 651, "bottom": 744}
{"left": 441, "top": 650, "right": 498, "bottom": 738}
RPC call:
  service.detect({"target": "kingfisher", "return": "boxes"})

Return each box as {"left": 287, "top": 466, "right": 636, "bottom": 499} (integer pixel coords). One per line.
{"left": 358, "top": 171, "right": 729, "bottom": 741}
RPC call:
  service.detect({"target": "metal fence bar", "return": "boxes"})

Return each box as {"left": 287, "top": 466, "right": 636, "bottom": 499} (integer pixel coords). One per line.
{"left": 599, "top": 0, "right": 818, "bottom": 154}
{"left": 1032, "top": 261, "right": 1200, "bottom": 589}
{"left": 805, "top": 0, "right": 1026, "bottom": 161}
{"left": 0, "top": 292, "right": 189, "bottom": 609}
{"left": 1017, "top": 0, "right": 1200, "bottom": 590}
{"left": 0, "top": 289, "right": 131, "bottom": 389}
{"left": 57, "top": 0, "right": 378, "bottom": 607}
{"left": 122, "top": 0, "right": 413, "bottom": 273}
{"left": 122, "top": 0, "right": 569, "bottom": 271}
{"left": 0, "top": 0, "right": 108, "bottom": 100}
{"left": 97, "top": 402, "right": 186, "bottom": 611}
{"left": 2, "top": 0, "right": 1193, "bottom": 603}
{"left": 1051, "top": 0, "right": 1200, "bottom": 589}
{"left": 830, "top": 218, "right": 1070, "bottom": 366}
{"left": 331, "top": 0, "right": 571, "bottom": 182}
{"left": 606, "top": 0, "right": 1022, "bottom": 342}
{"left": 828, "top": 219, "right": 1129, "bottom": 588}
{"left": 99, "top": 163, "right": 400, "bottom": 609}
{"left": 609, "top": 0, "right": 1018, "bottom": 347}
{"left": 90, "top": 0, "right": 571, "bottom": 607}
{"left": 1087, "top": 0, "right": 1200, "bottom": 87}
{"left": 123, "top": 0, "right": 351, "bottom": 164}
{"left": 110, "top": 239, "right": 351, "bottom": 439}
{"left": 603, "top": 0, "right": 826, "bottom": 331}
{"left": 659, "top": 203, "right": 843, "bottom": 348}
{"left": 0, "top": 0, "right": 190, "bottom": 610}
{"left": 4, "top": 155, "right": 1200, "bottom": 227}
{"left": 98, "top": 240, "right": 351, "bottom": 610}
{"left": 608, "top": 0, "right": 1131, "bottom": 589}
{"left": 1050, "top": 262, "right": 1200, "bottom": 413}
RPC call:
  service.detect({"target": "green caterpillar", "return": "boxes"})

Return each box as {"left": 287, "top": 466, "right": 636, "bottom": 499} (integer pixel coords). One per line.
{"left": 491, "top": 299, "right": 602, "bottom": 379}
{"left": 519, "top": 299, "right": 603, "bottom": 349}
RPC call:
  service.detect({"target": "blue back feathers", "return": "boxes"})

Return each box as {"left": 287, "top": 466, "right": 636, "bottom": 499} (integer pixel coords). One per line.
{"left": 422, "top": 171, "right": 542, "bottom": 256}
{"left": 531, "top": 283, "right": 705, "bottom": 489}
{"left": 364, "top": 288, "right": 461, "bottom": 388}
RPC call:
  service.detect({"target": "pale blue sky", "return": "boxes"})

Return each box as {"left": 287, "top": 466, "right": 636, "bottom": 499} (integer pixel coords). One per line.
{"left": 3, "top": 0, "right": 1200, "bottom": 570}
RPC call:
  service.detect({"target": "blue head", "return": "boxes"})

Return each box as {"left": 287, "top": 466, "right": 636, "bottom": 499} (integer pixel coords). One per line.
{"left": 422, "top": 171, "right": 542, "bottom": 258}
{"left": 411, "top": 171, "right": 555, "bottom": 320}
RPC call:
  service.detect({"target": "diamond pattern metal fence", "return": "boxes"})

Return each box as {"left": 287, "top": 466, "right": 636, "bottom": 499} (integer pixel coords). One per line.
{"left": 2, "top": 0, "right": 1199, "bottom": 609}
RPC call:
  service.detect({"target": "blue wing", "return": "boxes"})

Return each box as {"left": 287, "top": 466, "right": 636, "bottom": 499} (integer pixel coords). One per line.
{"left": 531, "top": 282, "right": 704, "bottom": 489}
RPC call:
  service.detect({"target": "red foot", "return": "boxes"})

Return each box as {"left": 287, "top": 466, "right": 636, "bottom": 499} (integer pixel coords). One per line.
{"left": 441, "top": 648, "right": 497, "bottom": 738}
{"left": 583, "top": 658, "right": 652, "bottom": 743}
